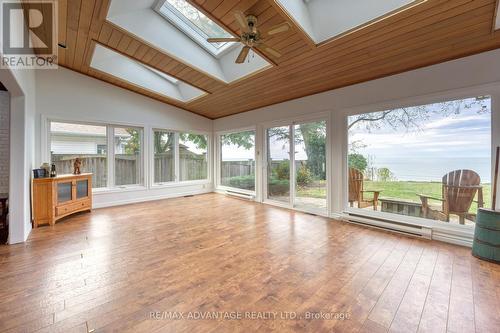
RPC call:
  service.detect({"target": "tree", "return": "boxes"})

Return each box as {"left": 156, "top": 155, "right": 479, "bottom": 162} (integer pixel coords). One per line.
{"left": 221, "top": 131, "right": 254, "bottom": 150}
{"left": 295, "top": 122, "right": 327, "bottom": 179}
{"left": 348, "top": 97, "right": 489, "bottom": 132}
{"left": 377, "top": 168, "right": 395, "bottom": 182}
{"left": 348, "top": 153, "right": 368, "bottom": 172}
{"left": 123, "top": 129, "right": 141, "bottom": 154}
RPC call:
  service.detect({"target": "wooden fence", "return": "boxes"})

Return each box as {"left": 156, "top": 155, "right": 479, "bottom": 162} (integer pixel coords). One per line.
{"left": 52, "top": 155, "right": 108, "bottom": 187}
{"left": 52, "top": 154, "right": 208, "bottom": 187}
{"left": 221, "top": 161, "right": 255, "bottom": 178}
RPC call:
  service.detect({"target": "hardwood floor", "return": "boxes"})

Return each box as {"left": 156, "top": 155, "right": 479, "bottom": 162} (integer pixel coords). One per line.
{"left": 0, "top": 193, "right": 498, "bottom": 333}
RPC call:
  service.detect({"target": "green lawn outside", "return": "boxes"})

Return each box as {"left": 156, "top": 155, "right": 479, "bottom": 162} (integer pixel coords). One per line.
{"left": 295, "top": 180, "right": 492, "bottom": 214}
{"left": 364, "top": 181, "right": 491, "bottom": 213}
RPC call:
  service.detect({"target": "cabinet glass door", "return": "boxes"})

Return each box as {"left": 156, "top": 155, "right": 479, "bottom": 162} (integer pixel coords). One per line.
{"left": 76, "top": 180, "right": 88, "bottom": 199}
{"left": 57, "top": 182, "right": 72, "bottom": 204}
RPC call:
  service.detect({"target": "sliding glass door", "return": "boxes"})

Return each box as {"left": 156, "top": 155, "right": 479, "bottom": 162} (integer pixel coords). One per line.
{"left": 266, "top": 120, "right": 327, "bottom": 213}
{"left": 294, "top": 121, "right": 327, "bottom": 211}
{"left": 267, "top": 126, "right": 291, "bottom": 203}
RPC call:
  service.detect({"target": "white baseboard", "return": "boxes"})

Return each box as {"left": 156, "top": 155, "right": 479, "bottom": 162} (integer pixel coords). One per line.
{"left": 92, "top": 188, "right": 213, "bottom": 209}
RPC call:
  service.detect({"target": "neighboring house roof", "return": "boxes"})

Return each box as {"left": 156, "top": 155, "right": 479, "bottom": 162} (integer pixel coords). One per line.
{"left": 51, "top": 122, "right": 130, "bottom": 137}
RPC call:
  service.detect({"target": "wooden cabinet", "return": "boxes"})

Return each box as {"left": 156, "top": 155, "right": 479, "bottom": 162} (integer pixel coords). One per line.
{"left": 32, "top": 173, "right": 92, "bottom": 227}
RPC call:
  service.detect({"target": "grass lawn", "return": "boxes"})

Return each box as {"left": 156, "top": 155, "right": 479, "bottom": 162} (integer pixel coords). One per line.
{"left": 364, "top": 181, "right": 491, "bottom": 214}
{"left": 295, "top": 180, "right": 491, "bottom": 214}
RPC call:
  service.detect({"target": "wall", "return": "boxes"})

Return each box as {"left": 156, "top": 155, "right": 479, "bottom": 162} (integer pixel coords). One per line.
{"left": 0, "top": 66, "right": 36, "bottom": 244}
{"left": 0, "top": 91, "right": 9, "bottom": 193}
{"left": 35, "top": 67, "right": 213, "bottom": 208}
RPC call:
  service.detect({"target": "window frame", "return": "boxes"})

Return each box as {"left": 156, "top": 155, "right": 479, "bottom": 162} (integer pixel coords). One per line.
{"left": 151, "top": 129, "right": 177, "bottom": 186}
{"left": 216, "top": 127, "right": 257, "bottom": 195}
{"left": 338, "top": 87, "right": 500, "bottom": 233}
{"left": 111, "top": 125, "right": 145, "bottom": 188}
{"left": 45, "top": 118, "right": 147, "bottom": 192}
{"left": 154, "top": 0, "right": 239, "bottom": 58}
{"left": 261, "top": 115, "right": 330, "bottom": 216}
{"left": 150, "top": 128, "right": 212, "bottom": 189}
{"left": 178, "top": 131, "right": 210, "bottom": 182}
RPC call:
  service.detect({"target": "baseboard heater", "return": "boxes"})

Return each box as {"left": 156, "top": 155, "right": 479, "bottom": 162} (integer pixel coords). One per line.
{"left": 341, "top": 212, "right": 432, "bottom": 240}
{"left": 225, "top": 190, "right": 255, "bottom": 201}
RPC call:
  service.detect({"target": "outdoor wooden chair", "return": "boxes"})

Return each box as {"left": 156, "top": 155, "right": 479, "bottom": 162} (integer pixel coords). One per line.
{"left": 418, "top": 169, "right": 483, "bottom": 225}
{"left": 348, "top": 168, "right": 381, "bottom": 210}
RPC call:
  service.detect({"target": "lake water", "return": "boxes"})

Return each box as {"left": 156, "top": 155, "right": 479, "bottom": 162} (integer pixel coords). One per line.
{"left": 370, "top": 156, "right": 492, "bottom": 183}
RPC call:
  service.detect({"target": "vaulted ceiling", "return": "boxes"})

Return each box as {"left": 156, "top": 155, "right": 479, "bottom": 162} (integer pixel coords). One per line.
{"left": 50, "top": 0, "right": 500, "bottom": 119}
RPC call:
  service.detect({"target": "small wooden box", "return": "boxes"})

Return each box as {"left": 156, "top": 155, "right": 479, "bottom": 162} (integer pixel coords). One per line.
{"left": 32, "top": 173, "right": 92, "bottom": 227}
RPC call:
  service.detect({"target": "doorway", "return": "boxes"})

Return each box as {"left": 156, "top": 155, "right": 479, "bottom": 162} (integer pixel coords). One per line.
{"left": 0, "top": 82, "right": 9, "bottom": 243}
{"left": 264, "top": 120, "right": 327, "bottom": 214}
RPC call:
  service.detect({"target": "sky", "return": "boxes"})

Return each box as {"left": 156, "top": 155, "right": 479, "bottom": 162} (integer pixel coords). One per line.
{"left": 349, "top": 97, "right": 492, "bottom": 182}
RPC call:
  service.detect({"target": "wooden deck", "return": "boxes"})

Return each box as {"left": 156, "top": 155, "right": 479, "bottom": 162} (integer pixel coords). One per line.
{"left": 0, "top": 193, "right": 498, "bottom": 332}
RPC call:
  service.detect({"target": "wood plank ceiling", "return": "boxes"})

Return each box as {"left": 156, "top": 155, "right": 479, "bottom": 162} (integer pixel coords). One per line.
{"left": 52, "top": 0, "right": 500, "bottom": 119}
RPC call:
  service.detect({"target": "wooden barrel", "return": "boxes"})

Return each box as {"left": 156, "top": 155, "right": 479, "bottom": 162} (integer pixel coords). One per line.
{"left": 472, "top": 209, "right": 500, "bottom": 263}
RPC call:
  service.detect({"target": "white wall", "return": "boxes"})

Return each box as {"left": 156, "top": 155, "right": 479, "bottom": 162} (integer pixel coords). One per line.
{"left": 0, "top": 91, "right": 9, "bottom": 193}
{"left": 0, "top": 67, "right": 36, "bottom": 244}
{"left": 35, "top": 67, "right": 213, "bottom": 209}
{"left": 0, "top": 0, "right": 38, "bottom": 243}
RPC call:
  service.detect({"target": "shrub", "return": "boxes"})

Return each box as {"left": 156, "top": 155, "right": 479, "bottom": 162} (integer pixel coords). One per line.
{"left": 275, "top": 160, "right": 290, "bottom": 180}
{"left": 268, "top": 178, "right": 290, "bottom": 195}
{"left": 228, "top": 175, "right": 255, "bottom": 190}
{"left": 296, "top": 165, "right": 313, "bottom": 187}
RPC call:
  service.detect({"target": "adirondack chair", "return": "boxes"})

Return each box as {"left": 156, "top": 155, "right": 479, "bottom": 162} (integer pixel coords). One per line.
{"left": 348, "top": 168, "right": 381, "bottom": 210}
{"left": 418, "top": 170, "right": 484, "bottom": 225}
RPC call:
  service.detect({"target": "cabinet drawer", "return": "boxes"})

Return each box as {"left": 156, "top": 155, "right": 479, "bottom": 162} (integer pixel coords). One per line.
{"left": 56, "top": 200, "right": 90, "bottom": 217}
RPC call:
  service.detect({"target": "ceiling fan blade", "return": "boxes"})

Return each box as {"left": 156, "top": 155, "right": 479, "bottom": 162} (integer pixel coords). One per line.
{"left": 266, "top": 22, "right": 290, "bottom": 36}
{"left": 234, "top": 10, "right": 248, "bottom": 32}
{"left": 207, "top": 37, "right": 240, "bottom": 43}
{"left": 261, "top": 44, "right": 282, "bottom": 58}
{"left": 236, "top": 46, "right": 250, "bottom": 64}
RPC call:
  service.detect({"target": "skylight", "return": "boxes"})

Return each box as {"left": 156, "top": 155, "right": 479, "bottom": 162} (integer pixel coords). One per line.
{"left": 277, "top": 0, "right": 425, "bottom": 44}
{"left": 91, "top": 44, "right": 206, "bottom": 103}
{"left": 156, "top": 0, "right": 237, "bottom": 57}
{"left": 143, "top": 64, "right": 179, "bottom": 85}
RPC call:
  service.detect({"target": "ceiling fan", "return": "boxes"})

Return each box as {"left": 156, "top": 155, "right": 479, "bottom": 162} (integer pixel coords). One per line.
{"left": 207, "top": 11, "right": 291, "bottom": 64}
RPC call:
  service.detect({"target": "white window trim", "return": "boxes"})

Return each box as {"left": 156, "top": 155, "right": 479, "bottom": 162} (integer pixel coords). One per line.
{"left": 112, "top": 125, "right": 145, "bottom": 188}
{"left": 336, "top": 83, "right": 500, "bottom": 235}
{"left": 261, "top": 113, "right": 331, "bottom": 217}
{"left": 215, "top": 127, "right": 257, "bottom": 195}
{"left": 154, "top": 0, "right": 239, "bottom": 59}
{"left": 150, "top": 129, "right": 176, "bottom": 186}
{"left": 44, "top": 117, "right": 147, "bottom": 190}
{"left": 150, "top": 127, "right": 212, "bottom": 189}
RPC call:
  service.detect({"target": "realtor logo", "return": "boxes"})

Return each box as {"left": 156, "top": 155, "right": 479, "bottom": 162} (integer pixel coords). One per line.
{"left": 1, "top": 0, "right": 57, "bottom": 69}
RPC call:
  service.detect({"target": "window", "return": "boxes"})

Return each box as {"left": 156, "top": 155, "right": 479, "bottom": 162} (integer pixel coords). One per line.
{"left": 347, "top": 96, "right": 492, "bottom": 226}
{"left": 267, "top": 126, "right": 291, "bottom": 203}
{"left": 153, "top": 130, "right": 175, "bottom": 184}
{"left": 97, "top": 144, "right": 107, "bottom": 155}
{"left": 114, "top": 127, "right": 143, "bottom": 186}
{"left": 50, "top": 122, "right": 108, "bottom": 188}
{"left": 220, "top": 130, "right": 255, "bottom": 191}
{"left": 294, "top": 121, "right": 327, "bottom": 211}
{"left": 157, "top": 0, "right": 237, "bottom": 57}
{"left": 265, "top": 121, "right": 328, "bottom": 212}
{"left": 179, "top": 133, "right": 208, "bottom": 181}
